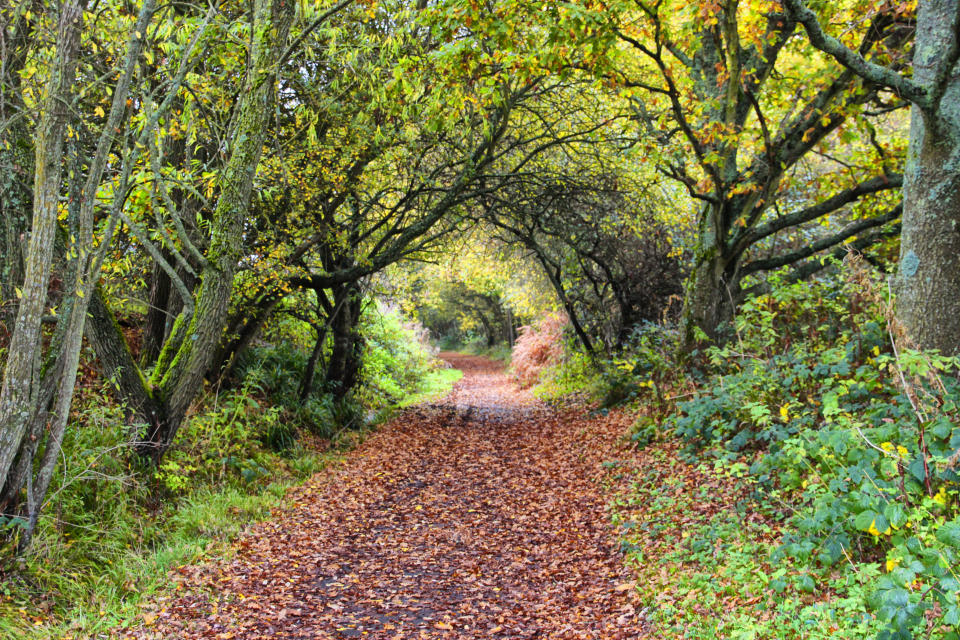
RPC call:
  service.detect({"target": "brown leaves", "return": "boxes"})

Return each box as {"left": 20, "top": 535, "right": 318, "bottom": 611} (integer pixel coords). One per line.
{"left": 120, "top": 354, "right": 646, "bottom": 639}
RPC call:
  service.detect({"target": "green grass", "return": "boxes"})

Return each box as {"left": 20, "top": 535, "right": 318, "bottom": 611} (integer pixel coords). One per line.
{"left": 445, "top": 340, "right": 512, "bottom": 365}
{"left": 0, "top": 445, "right": 336, "bottom": 639}
{"left": 397, "top": 367, "right": 463, "bottom": 407}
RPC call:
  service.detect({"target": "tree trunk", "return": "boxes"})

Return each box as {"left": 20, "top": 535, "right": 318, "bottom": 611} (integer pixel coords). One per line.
{"left": 298, "top": 324, "right": 328, "bottom": 401}
{"left": 0, "top": 0, "right": 82, "bottom": 487}
{"left": 0, "top": 5, "right": 35, "bottom": 324}
{"left": 139, "top": 0, "right": 294, "bottom": 462}
{"left": 895, "top": 0, "right": 960, "bottom": 355}
{"left": 141, "top": 258, "right": 173, "bottom": 365}
{"left": 679, "top": 199, "right": 745, "bottom": 350}
{"left": 325, "top": 285, "right": 364, "bottom": 401}
{"left": 681, "top": 253, "right": 732, "bottom": 345}
{"left": 209, "top": 291, "right": 283, "bottom": 383}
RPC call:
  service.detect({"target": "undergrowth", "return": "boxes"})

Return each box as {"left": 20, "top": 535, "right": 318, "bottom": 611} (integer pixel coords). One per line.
{"left": 536, "top": 258, "right": 960, "bottom": 639}
{"left": 453, "top": 337, "right": 513, "bottom": 364}
{"left": 0, "top": 378, "right": 335, "bottom": 639}
{"left": 0, "top": 304, "right": 455, "bottom": 638}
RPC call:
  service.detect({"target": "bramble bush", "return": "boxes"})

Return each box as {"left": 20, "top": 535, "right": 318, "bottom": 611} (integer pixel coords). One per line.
{"left": 652, "top": 260, "right": 960, "bottom": 639}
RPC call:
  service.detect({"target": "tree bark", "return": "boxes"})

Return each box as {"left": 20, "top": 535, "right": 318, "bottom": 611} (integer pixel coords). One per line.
{"left": 0, "top": 0, "right": 82, "bottom": 487}
{"left": 141, "top": 257, "right": 173, "bottom": 365}
{"left": 680, "top": 199, "right": 739, "bottom": 347}
{"left": 299, "top": 323, "right": 328, "bottom": 401}
{"left": 138, "top": 0, "right": 295, "bottom": 461}
{"left": 324, "top": 284, "right": 364, "bottom": 401}
{"left": 895, "top": 0, "right": 960, "bottom": 354}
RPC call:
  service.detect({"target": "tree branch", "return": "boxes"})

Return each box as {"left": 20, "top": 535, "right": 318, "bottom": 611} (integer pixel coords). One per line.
{"left": 741, "top": 203, "right": 902, "bottom": 275}
{"left": 782, "top": 0, "right": 930, "bottom": 108}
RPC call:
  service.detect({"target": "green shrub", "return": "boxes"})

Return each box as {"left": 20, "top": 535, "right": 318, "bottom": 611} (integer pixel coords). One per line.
{"left": 356, "top": 304, "right": 440, "bottom": 408}
{"left": 657, "top": 267, "right": 960, "bottom": 639}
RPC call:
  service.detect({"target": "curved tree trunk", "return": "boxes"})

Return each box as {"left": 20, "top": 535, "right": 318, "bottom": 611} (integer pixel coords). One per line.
{"left": 137, "top": 0, "right": 295, "bottom": 462}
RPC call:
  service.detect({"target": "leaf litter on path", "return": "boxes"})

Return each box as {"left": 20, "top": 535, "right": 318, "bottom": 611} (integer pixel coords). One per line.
{"left": 122, "top": 354, "right": 647, "bottom": 639}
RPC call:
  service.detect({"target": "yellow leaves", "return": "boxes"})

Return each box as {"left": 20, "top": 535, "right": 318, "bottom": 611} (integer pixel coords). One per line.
{"left": 866, "top": 518, "right": 891, "bottom": 537}
{"left": 94, "top": 105, "right": 106, "bottom": 118}
{"left": 886, "top": 556, "right": 900, "bottom": 573}
{"left": 933, "top": 486, "right": 948, "bottom": 506}
{"left": 779, "top": 404, "right": 790, "bottom": 421}
{"left": 880, "top": 442, "right": 909, "bottom": 458}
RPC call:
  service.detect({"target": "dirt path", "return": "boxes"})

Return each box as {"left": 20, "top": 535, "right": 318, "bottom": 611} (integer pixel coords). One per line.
{"left": 128, "top": 354, "right": 644, "bottom": 639}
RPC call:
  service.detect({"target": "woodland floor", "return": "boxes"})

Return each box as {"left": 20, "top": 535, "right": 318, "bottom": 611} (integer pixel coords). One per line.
{"left": 123, "top": 354, "right": 646, "bottom": 639}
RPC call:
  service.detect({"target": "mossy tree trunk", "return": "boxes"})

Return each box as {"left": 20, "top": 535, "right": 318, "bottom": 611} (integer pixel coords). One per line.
{"left": 895, "top": 0, "right": 960, "bottom": 354}
{"left": 0, "top": 0, "right": 82, "bottom": 488}
{"left": 133, "top": 0, "right": 295, "bottom": 461}
{"left": 787, "top": 0, "right": 960, "bottom": 354}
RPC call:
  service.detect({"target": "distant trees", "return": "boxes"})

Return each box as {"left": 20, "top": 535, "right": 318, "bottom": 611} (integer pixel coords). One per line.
{"left": 784, "top": 0, "right": 960, "bottom": 355}
{"left": 482, "top": 171, "right": 686, "bottom": 354}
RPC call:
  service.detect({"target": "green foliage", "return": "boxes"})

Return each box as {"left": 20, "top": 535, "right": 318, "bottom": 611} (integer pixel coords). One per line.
{"left": 356, "top": 305, "right": 439, "bottom": 409}
{"left": 0, "top": 380, "right": 336, "bottom": 637}
{"left": 235, "top": 342, "right": 342, "bottom": 438}
{"left": 157, "top": 376, "right": 282, "bottom": 494}
{"left": 613, "top": 445, "right": 888, "bottom": 639}
{"left": 654, "top": 269, "right": 960, "bottom": 638}
{"left": 240, "top": 303, "right": 445, "bottom": 434}
{"left": 397, "top": 368, "right": 464, "bottom": 409}
{"left": 529, "top": 321, "right": 679, "bottom": 410}
{"left": 532, "top": 349, "right": 604, "bottom": 402}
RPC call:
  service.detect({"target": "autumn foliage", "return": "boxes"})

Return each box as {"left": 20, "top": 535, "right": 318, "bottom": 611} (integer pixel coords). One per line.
{"left": 511, "top": 313, "right": 568, "bottom": 388}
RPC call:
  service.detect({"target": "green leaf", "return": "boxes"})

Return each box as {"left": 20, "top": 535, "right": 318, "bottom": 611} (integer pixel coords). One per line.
{"left": 855, "top": 510, "right": 879, "bottom": 531}
{"left": 884, "top": 503, "right": 907, "bottom": 529}
{"left": 936, "top": 519, "right": 960, "bottom": 548}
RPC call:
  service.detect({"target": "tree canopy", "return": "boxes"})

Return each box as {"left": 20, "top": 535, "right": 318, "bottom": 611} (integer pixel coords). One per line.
{"left": 0, "top": 0, "right": 957, "bottom": 600}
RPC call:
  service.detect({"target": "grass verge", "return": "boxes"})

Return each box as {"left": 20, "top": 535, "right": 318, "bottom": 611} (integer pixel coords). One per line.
{"left": 0, "top": 445, "right": 338, "bottom": 640}
{"left": 398, "top": 367, "right": 463, "bottom": 408}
